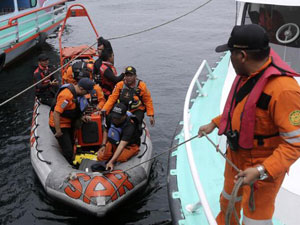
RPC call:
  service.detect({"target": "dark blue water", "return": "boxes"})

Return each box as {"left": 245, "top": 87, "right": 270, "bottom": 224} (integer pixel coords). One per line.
{"left": 0, "top": 0, "right": 235, "bottom": 224}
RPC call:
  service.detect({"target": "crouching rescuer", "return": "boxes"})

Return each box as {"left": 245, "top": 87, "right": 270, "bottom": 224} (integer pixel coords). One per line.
{"left": 97, "top": 103, "right": 141, "bottom": 171}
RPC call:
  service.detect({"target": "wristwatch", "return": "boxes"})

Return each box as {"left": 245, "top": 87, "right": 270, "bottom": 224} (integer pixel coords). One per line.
{"left": 256, "top": 165, "right": 268, "bottom": 180}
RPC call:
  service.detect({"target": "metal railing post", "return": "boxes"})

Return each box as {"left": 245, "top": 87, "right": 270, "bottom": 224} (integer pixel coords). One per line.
{"left": 35, "top": 12, "right": 39, "bottom": 32}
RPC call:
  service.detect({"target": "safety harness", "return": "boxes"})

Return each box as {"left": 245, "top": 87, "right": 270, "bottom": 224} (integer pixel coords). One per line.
{"left": 219, "top": 49, "right": 300, "bottom": 150}
{"left": 119, "top": 80, "right": 143, "bottom": 110}
{"left": 107, "top": 112, "right": 140, "bottom": 145}
{"left": 51, "top": 84, "right": 86, "bottom": 119}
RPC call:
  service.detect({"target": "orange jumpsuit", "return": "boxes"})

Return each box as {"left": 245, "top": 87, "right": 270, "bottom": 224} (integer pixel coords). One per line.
{"left": 213, "top": 60, "right": 300, "bottom": 224}
{"left": 62, "top": 66, "right": 77, "bottom": 85}
{"left": 102, "top": 80, "right": 154, "bottom": 116}
{"left": 97, "top": 142, "right": 139, "bottom": 162}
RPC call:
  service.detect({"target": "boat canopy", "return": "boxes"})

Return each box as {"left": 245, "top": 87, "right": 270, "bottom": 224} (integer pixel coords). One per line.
{"left": 237, "top": 0, "right": 300, "bottom": 7}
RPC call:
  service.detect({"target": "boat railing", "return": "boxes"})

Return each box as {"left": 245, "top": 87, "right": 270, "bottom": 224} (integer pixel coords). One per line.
{"left": 0, "top": 0, "right": 68, "bottom": 50}
{"left": 183, "top": 59, "right": 217, "bottom": 225}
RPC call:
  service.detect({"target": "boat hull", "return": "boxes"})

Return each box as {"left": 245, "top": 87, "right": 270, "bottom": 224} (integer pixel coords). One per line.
{"left": 30, "top": 100, "right": 153, "bottom": 216}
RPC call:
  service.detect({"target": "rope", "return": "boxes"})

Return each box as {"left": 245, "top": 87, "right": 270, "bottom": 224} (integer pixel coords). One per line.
{"left": 225, "top": 177, "right": 243, "bottom": 225}
{"left": 32, "top": 100, "right": 52, "bottom": 164}
{"left": 107, "top": 0, "right": 213, "bottom": 41}
{"left": 106, "top": 134, "right": 199, "bottom": 203}
{"left": 202, "top": 132, "right": 240, "bottom": 173}
{"left": 0, "top": 43, "right": 96, "bottom": 107}
{"left": 201, "top": 131, "right": 256, "bottom": 225}
{"left": 0, "top": 0, "right": 213, "bottom": 108}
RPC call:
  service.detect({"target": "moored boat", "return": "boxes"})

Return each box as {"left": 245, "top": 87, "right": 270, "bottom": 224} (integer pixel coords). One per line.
{"left": 168, "top": 1, "right": 300, "bottom": 224}
{"left": 30, "top": 4, "right": 153, "bottom": 217}
{"left": 0, "top": 0, "right": 70, "bottom": 71}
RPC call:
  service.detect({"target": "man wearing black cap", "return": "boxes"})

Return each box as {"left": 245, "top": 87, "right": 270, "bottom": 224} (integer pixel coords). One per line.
{"left": 97, "top": 103, "right": 140, "bottom": 171}
{"left": 49, "top": 78, "right": 95, "bottom": 163}
{"left": 102, "top": 66, "right": 155, "bottom": 127}
{"left": 33, "top": 53, "right": 58, "bottom": 106}
{"left": 198, "top": 24, "right": 300, "bottom": 224}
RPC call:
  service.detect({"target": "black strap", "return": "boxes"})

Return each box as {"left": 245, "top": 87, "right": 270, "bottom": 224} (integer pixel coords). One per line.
{"left": 235, "top": 59, "right": 291, "bottom": 110}
{"left": 235, "top": 71, "right": 264, "bottom": 105}
{"left": 254, "top": 132, "right": 279, "bottom": 146}
{"left": 51, "top": 84, "right": 77, "bottom": 111}
{"left": 67, "top": 84, "right": 77, "bottom": 99}
{"left": 257, "top": 92, "right": 271, "bottom": 110}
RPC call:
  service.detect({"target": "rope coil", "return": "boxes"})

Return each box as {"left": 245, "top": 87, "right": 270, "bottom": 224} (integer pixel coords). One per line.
{"left": 202, "top": 131, "right": 255, "bottom": 225}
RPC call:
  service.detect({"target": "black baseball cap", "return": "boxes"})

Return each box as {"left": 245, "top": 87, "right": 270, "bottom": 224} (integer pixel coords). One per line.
{"left": 110, "top": 103, "right": 127, "bottom": 119}
{"left": 215, "top": 24, "right": 269, "bottom": 52}
{"left": 125, "top": 66, "right": 136, "bottom": 75}
{"left": 77, "top": 78, "right": 95, "bottom": 94}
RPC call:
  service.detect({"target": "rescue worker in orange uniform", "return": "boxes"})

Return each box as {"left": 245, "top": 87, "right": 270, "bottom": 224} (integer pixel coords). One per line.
{"left": 62, "top": 60, "right": 94, "bottom": 85}
{"left": 49, "top": 78, "right": 95, "bottom": 163}
{"left": 198, "top": 24, "right": 300, "bottom": 225}
{"left": 62, "top": 61, "right": 106, "bottom": 111}
{"left": 33, "top": 54, "right": 59, "bottom": 106}
{"left": 98, "top": 49, "right": 124, "bottom": 99}
{"left": 97, "top": 103, "right": 140, "bottom": 171}
{"left": 102, "top": 66, "right": 155, "bottom": 128}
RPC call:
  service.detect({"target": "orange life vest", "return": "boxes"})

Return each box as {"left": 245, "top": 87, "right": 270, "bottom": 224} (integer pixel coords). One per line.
{"left": 219, "top": 49, "right": 300, "bottom": 149}
{"left": 99, "top": 61, "right": 117, "bottom": 96}
{"left": 33, "top": 65, "right": 51, "bottom": 93}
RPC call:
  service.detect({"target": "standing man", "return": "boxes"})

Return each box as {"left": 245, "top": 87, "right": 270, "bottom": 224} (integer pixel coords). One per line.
{"left": 198, "top": 24, "right": 300, "bottom": 224}
{"left": 33, "top": 54, "right": 58, "bottom": 106}
{"left": 49, "top": 78, "right": 95, "bottom": 163}
{"left": 102, "top": 66, "right": 155, "bottom": 127}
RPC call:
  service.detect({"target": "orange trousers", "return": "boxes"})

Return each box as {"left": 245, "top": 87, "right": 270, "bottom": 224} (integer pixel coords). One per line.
{"left": 97, "top": 141, "right": 139, "bottom": 162}
{"left": 216, "top": 149, "right": 285, "bottom": 225}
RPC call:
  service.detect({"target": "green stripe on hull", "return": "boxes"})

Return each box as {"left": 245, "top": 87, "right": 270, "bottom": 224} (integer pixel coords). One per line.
{"left": 0, "top": 10, "right": 65, "bottom": 51}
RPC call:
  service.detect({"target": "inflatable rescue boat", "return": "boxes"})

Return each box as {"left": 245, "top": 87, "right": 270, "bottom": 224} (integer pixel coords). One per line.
{"left": 30, "top": 100, "right": 152, "bottom": 217}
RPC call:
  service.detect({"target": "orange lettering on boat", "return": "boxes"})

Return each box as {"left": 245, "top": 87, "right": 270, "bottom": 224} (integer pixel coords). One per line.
{"left": 83, "top": 176, "right": 117, "bottom": 204}
{"left": 64, "top": 173, "right": 91, "bottom": 199}
{"left": 105, "top": 172, "right": 134, "bottom": 197}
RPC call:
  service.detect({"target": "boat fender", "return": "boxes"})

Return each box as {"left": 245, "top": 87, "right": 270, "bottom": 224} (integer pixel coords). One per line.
{"left": 0, "top": 50, "right": 6, "bottom": 71}
{"left": 37, "top": 32, "right": 48, "bottom": 47}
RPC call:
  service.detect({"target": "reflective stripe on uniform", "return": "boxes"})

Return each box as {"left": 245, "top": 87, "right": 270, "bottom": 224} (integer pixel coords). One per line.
{"left": 222, "top": 189, "right": 242, "bottom": 202}
{"left": 243, "top": 215, "right": 273, "bottom": 225}
{"left": 280, "top": 128, "right": 300, "bottom": 137}
{"left": 284, "top": 136, "right": 300, "bottom": 144}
